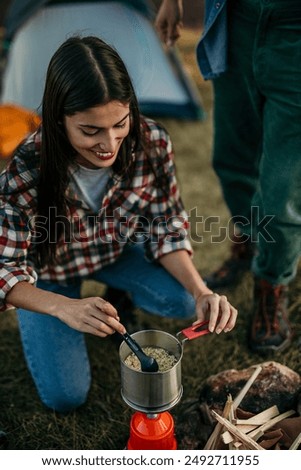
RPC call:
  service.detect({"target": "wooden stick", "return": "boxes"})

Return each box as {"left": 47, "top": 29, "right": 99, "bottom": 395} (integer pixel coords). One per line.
{"left": 289, "top": 432, "right": 301, "bottom": 450}
{"left": 228, "top": 401, "right": 236, "bottom": 451}
{"left": 233, "top": 365, "right": 262, "bottom": 410}
{"left": 212, "top": 410, "right": 265, "bottom": 450}
{"left": 204, "top": 395, "right": 233, "bottom": 450}
{"left": 233, "top": 424, "right": 258, "bottom": 434}
{"left": 233, "top": 441, "right": 243, "bottom": 449}
{"left": 234, "top": 405, "right": 279, "bottom": 426}
{"left": 222, "top": 430, "right": 235, "bottom": 445}
{"left": 248, "top": 409, "right": 296, "bottom": 441}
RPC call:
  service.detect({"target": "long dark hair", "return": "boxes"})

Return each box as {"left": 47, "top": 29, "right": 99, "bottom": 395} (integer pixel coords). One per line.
{"left": 36, "top": 36, "right": 141, "bottom": 267}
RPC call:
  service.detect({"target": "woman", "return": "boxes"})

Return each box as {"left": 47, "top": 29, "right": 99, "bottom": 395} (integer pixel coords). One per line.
{"left": 0, "top": 36, "right": 237, "bottom": 413}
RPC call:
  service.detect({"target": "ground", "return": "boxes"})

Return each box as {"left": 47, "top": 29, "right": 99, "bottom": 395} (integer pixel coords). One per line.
{"left": 0, "top": 28, "right": 300, "bottom": 450}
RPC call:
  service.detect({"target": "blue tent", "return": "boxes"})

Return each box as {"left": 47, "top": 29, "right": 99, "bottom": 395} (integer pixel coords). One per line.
{"left": 2, "top": 0, "right": 204, "bottom": 119}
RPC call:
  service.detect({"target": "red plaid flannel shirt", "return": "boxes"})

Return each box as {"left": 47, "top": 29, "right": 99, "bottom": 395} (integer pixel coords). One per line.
{"left": 0, "top": 116, "right": 192, "bottom": 311}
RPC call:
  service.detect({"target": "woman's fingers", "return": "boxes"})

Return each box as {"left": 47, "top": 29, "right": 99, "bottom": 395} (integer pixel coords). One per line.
{"left": 94, "top": 297, "right": 119, "bottom": 319}
{"left": 195, "top": 293, "right": 238, "bottom": 333}
{"left": 61, "top": 296, "right": 126, "bottom": 336}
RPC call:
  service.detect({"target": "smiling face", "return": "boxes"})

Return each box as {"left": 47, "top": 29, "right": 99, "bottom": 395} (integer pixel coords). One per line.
{"left": 64, "top": 101, "right": 131, "bottom": 169}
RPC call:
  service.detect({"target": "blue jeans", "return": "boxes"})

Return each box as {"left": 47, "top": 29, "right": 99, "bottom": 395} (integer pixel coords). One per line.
{"left": 17, "top": 245, "right": 195, "bottom": 412}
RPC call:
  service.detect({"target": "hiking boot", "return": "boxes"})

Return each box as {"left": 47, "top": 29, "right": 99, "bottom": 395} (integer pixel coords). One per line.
{"left": 249, "top": 278, "right": 293, "bottom": 353}
{"left": 204, "top": 235, "right": 255, "bottom": 289}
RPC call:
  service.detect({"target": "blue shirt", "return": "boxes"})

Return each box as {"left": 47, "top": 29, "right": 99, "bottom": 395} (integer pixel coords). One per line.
{"left": 196, "top": 0, "right": 228, "bottom": 80}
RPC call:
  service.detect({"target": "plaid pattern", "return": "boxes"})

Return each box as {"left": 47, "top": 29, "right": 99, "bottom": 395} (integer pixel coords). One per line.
{"left": 0, "top": 116, "right": 192, "bottom": 310}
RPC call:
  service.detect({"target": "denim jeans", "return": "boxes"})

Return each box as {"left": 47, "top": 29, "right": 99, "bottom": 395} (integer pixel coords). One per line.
{"left": 17, "top": 245, "right": 195, "bottom": 412}
{"left": 212, "top": 0, "right": 301, "bottom": 285}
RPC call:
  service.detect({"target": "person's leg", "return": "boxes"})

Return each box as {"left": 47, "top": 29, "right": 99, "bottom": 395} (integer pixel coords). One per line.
{"left": 205, "top": 0, "right": 263, "bottom": 288}
{"left": 213, "top": 8, "right": 262, "bottom": 226}
{"left": 17, "top": 281, "right": 91, "bottom": 413}
{"left": 93, "top": 244, "right": 196, "bottom": 320}
{"left": 252, "top": 3, "right": 301, "bottom": 286}
{"left": 249, "top": 1, "right": 301, "bottom": 352}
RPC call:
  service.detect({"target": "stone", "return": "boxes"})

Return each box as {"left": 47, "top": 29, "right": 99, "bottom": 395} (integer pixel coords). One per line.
{"left": 198, "top": 361, "right": 301, "bottom": 415}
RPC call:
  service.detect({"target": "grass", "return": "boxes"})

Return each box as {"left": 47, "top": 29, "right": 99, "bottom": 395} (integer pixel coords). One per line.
{"left": 0, "top": 28, "right": 300, "bottom": 450}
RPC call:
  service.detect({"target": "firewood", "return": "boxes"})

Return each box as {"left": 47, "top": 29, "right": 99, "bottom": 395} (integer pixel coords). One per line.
{"left": 204, "top": 395, "right": 233, "bottom": 450}
{"left": 289, "top": 431, "right": 301, "bottom": 450}
{"left": 232, "top": 424, "right": 258, "bottom": 434}
{"left": 211, "top": 410, "right": 265, "bottom": 450}
{"left": 233, "top": 365, "right": 262, "bottom": 410}
{"left": 203, "top": 363, "right": 299, "bottom": 450}
{"left": 248, "top": 409, "right": 296, "bottom": 441}
{"left": 222, "top": 430, "right": 235, "bottom": 445}
{"left": 234, "top": 405, "right": 279, "bottom": 426}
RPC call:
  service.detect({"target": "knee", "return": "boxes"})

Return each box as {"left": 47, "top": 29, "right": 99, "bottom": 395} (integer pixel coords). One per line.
{"left": 38, "top": 379, "right": 91, "bottom": 413}
{"left": 157, "top": 290, "right": 196, "bottom": 320}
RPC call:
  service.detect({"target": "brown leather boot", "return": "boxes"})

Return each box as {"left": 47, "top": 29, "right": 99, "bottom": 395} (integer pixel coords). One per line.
{"left": 204, "top": 234, "right": 255, "bottom": 289}
{"left": 249, "top": 278, "right": 293, "bottom": 353}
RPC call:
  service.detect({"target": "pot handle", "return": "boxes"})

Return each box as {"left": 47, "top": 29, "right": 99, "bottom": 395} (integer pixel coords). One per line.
{"left": 176, "top": 320, "right": 211, "bottom": 343}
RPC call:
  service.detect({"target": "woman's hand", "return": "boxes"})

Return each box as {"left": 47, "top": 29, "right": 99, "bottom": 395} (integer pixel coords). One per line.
{"left": 194, "top": 292, "right": 238, "bottom": 334}
{"left": 157, "top": 250, "right": 238, "bottom": 334}
{"left": 56, "top": 296, "right": 126, "bottom": 338}
{"left": 6, "top": 282, "right": 126, "bottom": 338}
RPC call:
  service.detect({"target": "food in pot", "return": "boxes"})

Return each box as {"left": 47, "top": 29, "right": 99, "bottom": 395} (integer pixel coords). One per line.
{"left": 124, "top": 346, "right": 177, "bottom": 372}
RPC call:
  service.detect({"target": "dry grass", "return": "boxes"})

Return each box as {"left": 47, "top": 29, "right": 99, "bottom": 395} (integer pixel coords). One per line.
{"left": 0, "top": 28, "right": 300, "bottom": 450}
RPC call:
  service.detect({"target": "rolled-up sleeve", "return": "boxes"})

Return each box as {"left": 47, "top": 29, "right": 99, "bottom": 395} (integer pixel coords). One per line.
{"left": 143, "top": 126, "right": 193, "bottom": 261}
{"left": 0, "top": 202, "right": 37, "bottom": 311}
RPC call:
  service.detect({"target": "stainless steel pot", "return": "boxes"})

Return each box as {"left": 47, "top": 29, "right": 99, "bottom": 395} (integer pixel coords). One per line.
{"left": 119, "top": 321, "right": 211, "bottom": 414}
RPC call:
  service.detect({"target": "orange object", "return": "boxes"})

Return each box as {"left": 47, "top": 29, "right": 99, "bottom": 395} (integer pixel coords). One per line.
{"left": 127, "top": 411, "right": 177, "bottom": 450}
{"left": 0, "top": 104, "right": 41, "bottom": 159}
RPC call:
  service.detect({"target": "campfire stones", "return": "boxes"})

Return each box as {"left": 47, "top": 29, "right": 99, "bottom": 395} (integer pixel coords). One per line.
{"left": 198, "top": 361, "right": 301, "bottom": 415}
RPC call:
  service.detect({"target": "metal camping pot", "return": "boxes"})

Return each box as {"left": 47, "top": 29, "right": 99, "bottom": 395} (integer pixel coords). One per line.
{"left": 119, "top": 321, "right": 211, "bottom": 414}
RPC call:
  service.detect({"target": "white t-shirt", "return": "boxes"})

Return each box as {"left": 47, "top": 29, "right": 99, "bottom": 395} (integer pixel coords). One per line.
{"left": 71, "top": 164, "right": 112, "bottom": 213}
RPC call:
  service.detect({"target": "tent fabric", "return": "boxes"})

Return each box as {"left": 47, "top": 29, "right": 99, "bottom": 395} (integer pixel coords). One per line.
{"left": 1, "top": 1, "right": 204, "bottom": 119}
{"left": 4, "top": 0, "right": 152, "bottom": 41}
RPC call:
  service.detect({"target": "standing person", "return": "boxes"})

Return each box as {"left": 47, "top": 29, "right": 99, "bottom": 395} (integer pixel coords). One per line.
{"left": 155, "top": 0, "right": 301, "bottom": 354}
{"left": 0, "top": 36, "right": 237, "bottom": 413}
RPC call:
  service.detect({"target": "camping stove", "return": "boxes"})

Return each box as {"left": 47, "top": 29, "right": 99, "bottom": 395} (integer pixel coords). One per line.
{"left": 126, "top": 410, "right": 177, "bottom": 450}
{"left": 119, "top": 330, "right": 183, "bottom": 450}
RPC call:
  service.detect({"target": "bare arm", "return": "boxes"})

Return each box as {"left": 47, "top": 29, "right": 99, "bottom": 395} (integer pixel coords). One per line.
{"left": 155, "top": 0, "right": 184, "bottom": 46}
{"left": 6, "top": 281, "right": 126, "bottom": 337}
{"left": 158, "top": 250, "right": 238, "bottom": 333}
